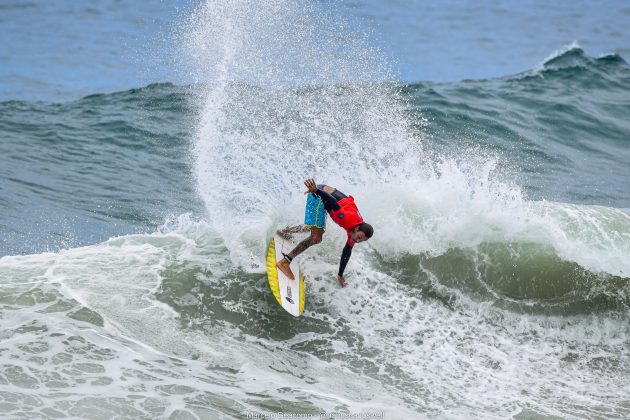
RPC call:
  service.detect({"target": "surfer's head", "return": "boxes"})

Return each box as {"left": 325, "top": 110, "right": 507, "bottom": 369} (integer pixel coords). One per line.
{"left": 351, "top": 223, "right": 373, "bottom": 243}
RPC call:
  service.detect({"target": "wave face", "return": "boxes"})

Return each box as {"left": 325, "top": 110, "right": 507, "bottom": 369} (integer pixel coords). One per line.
{"left": 1, "top": 2, "right": 630, "bottom": 419}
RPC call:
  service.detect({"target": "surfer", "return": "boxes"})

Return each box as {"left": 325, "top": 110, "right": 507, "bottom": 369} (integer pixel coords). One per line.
{"left": 276, "top": 178, "right": 373, "bottom": 287}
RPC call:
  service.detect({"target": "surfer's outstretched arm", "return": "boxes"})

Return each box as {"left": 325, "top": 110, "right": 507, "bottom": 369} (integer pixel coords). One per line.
{"left": 338, "top": 243, "right": 352, "bottom": 276}
{"left": 336, "top": 243, "right": 352, "bottom": 287}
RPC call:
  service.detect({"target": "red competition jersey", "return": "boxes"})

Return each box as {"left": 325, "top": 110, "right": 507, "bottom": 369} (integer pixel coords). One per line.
{"left": 330, "top": 196, "right": 364, "bottom": 247}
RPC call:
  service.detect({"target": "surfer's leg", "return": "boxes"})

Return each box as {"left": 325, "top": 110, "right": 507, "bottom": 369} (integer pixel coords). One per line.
{"left": 277, "top": 191, "right": 327, "bottom": 280}
{"left": 277, "top": 227, "right": 323, "bottom": 280}
{"left": 304, "top": 190, "right": 327, "bottom": 229}
{"left": 289, "top": 226, "right": 323, "bottom": 257}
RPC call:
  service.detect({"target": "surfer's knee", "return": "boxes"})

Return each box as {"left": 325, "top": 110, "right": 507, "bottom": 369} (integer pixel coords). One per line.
{"left": 310, "top": 233, "right": 323, "bottom": 245}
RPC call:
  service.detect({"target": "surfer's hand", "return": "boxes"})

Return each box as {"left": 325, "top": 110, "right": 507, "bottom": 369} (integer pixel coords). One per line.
{"left": 304, "top": 178, "right": 318, "bottom": 194}
{"left": 337, "top": 275, "right": 347, "bottom": 288}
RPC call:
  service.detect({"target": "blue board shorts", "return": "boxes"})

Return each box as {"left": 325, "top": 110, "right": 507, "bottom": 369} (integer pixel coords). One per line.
{"left": 304, "top": 193, "right": 326, "bottom": 229}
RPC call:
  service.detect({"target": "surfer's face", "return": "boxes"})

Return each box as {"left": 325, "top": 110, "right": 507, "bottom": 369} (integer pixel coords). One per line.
{"left": 351, "top": 230, "right": 368, "bottom": 243}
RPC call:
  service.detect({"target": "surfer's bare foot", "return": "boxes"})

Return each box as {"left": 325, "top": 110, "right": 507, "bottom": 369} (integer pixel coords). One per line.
{"left": 276, "top": 229, "right": 293, "bottom": 241}
{"left": 277, "top": 258, "right": 295, "bottom": 280}
{"left": 337, "top": 275, "right": 347, "bottom": 288}
{"left": 277, "top": 225, "right": 310, "bottom": 240}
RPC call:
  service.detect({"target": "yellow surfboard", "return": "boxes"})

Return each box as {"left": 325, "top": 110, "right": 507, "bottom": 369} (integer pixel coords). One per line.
{"left": 266, "top": 232, "right": 306, "bottom": 316}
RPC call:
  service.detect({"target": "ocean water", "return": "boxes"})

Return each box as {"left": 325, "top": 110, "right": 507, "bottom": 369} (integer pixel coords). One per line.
{"left": 1, "top": 1, "right": 630, "bottom": 419}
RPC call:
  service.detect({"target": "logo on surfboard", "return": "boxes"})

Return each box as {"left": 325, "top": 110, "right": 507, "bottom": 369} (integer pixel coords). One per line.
{"left": 286, "top": 286, "right": 294, "bottom": 304}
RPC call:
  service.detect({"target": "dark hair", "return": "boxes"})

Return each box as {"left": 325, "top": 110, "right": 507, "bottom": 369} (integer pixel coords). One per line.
{"left": 358, "top": 223, "right": 373, "bottom": 239}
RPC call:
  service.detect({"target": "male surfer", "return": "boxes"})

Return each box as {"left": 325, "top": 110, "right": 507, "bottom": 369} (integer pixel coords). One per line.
{"left": 276, "top": 178, "right": 373, "bottom": 287}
